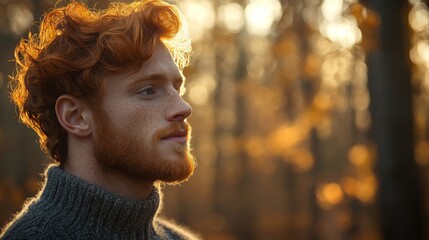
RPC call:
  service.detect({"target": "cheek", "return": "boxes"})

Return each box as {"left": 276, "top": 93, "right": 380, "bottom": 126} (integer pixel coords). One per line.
{"left": 125, "top": 105, "right": 163, "bottom": 134}
{"left": 103, "top": 97, "right": 166, "bottom": 134}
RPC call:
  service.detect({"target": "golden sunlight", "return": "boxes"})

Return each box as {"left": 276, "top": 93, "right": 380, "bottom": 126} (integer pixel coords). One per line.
{"left": 244, "top": 0, "right": 282, "bottom": 37}
{"left": 217, "top": 3, "right": 244, "bottom": 33}
{"left": 177, "top": 0, "right": 215, "bottom": 41}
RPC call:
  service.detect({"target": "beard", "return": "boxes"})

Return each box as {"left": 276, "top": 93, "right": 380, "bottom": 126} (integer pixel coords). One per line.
{"left": 92, "top": 112, "right": 196, "bottom": 184}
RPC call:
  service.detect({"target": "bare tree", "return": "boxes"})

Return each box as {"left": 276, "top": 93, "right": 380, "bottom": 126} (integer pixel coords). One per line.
{"left": 364, "top": 0, "right": 425, "bottom": 239}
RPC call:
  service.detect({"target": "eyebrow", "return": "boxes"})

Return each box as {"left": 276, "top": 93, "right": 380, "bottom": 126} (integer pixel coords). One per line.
{"left": 135, "top": 72, "right": 167, "bottom": 82}
{"left": 127, "top": 72, "right": 184, "bottom": 89}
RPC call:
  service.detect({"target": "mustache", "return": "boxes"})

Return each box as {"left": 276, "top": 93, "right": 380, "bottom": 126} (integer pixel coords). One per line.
{"left": 153, "top": 122, "right": 191, "bottom": 141}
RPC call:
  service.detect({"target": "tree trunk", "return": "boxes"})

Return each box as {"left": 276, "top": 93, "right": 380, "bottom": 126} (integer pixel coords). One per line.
{"left": 365, "top": 0, "right": 425, "bottom": 239}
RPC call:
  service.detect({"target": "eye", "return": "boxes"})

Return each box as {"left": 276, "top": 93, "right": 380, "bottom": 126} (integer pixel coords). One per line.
{"left": 138, "top": 86, "right": 156, "bottom": 97}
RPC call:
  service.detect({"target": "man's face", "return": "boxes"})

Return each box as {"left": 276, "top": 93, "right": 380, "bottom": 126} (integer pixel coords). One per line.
{"left": 92, "top": 42, "right": 195, "bottom": 184}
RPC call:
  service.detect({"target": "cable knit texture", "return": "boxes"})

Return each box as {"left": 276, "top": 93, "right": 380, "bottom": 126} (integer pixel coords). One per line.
{"left": 0, "top": 166, "right": 200, "bottom": 240}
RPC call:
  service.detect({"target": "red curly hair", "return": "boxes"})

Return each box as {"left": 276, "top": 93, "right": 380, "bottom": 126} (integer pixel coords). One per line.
{"left": 10, "top": 0, "right": 192, "bottom": 162}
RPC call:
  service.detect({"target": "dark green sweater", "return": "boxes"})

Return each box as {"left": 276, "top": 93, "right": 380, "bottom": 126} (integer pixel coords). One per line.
{"left": 0, "top": 166, "right": 200, "bottom": 240}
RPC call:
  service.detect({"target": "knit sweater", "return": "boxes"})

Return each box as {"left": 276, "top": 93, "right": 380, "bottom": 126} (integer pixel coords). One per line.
{"left": 0, "top": 166, "right": 200, "bottom": 240}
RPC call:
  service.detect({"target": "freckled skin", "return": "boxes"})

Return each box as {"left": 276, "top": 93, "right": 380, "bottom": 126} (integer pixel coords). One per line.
{"left": 92, "top": 41, "right": 195, "bottom": 183}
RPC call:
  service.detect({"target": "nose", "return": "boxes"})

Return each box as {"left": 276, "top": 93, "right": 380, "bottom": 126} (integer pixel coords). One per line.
{"left": 166, "top": 93, "right": 193, "bottom": 122}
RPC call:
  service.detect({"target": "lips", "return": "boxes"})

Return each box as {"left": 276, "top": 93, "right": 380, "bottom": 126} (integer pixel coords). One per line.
{"left": 161, "top": 130, "right": 188, "bottom": 144}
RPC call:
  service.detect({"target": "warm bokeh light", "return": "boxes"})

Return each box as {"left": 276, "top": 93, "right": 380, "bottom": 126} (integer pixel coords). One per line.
{"left": 319, "top": 0, "right": 362, "bottom": 48}
{"left": 317, "top": 183, "right": 344, "bottom": 208}
{"left": 342, "top": 175, "right": 377, "bottom": 203}
{"left": 356, "top": 175, "right": 377, "bottom": 203}
{"left": 244, "top": 0, "right": 282, "bottom": 36}
{"left": 313, "top": 92, "right": 332, "bottom": 113}
{"left": 409, "top": 4, "right": 429, "bottom": 32}
{"left": 348, "top": 144, "right": 370, "bottom": 167}
{"left": 216, "top": 3, "right": 244, "bottom": 33}
{"left": 177, "top": 0, "right": 215, "bottom": 41}
{"left": 410, "top": 0, "right": 429, "bottom": 180}
{"left": 268, "top": 124, "right": 309, "bottom": 155}
{"left": 320, "top": 51, "right": 355, "bottom": 88}
{"left": 353, "top": 88, "right": 370, "bottom": 111}
{"left": 321, "top": 0, "right": 343, "bottom": 21}
{"left": 187, "top": 74, "right": 217, "bottom": 106}
{"left": 321, "top": 18, "right": 362, "bottom": 48}
{"left": 188, "top": 84, "right": 209, "bottom": 106}
{"left": 7, "top": 3, "right": 33, "bottom": 35}
{"left": 410, "top": 40, "right": 429, "bottom": 67}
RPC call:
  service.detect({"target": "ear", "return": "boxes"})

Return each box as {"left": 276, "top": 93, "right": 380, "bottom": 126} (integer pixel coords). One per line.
{"left": 55, "top": 95, "right": 92, "bottom": 137}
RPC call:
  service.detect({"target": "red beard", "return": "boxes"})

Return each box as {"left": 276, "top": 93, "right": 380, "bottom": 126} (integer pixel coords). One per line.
{"left": 93, "top": 111, "right": 195, "bottom": 184}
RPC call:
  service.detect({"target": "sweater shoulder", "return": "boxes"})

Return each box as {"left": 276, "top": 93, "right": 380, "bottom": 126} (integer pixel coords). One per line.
{"left": 1, "top": 210, "right": 75, "bottom": 240}
{"left": 155, "top": 218, "right": 201, "bottom": 240}
{"left": 1, "top": 218, "right": 40, "bottom": 239}
{"left": 0, "top": 200, "right": 50, "bottom": 240}
{"left": 1, "top": 223, "right": 42, "bottom": 240}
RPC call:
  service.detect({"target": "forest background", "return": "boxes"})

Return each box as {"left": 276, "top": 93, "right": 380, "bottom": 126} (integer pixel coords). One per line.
{"left": 0, "top": 0, "right": 428, "bottom": 239}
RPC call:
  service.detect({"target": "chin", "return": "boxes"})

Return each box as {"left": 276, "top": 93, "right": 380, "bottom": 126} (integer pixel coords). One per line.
{"left": 158, "top": 169, "right": 194, "bottom": 185}
{"left": 158, "top": 153, "right": 196, "bottom": 184}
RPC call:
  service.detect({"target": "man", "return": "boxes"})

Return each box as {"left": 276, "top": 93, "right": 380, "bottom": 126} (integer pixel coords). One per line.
{"left": 0, "top": 0, "right": 199, "bottom": 239}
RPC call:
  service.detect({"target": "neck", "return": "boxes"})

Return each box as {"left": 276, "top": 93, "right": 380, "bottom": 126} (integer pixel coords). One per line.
{"left": 63, "top": 149, "right": 154, "bottom": 200}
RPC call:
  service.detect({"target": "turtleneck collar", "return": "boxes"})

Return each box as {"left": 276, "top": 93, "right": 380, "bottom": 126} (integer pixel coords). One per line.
{"left": 36, "top": 165, "right": 161, "bottom": 237}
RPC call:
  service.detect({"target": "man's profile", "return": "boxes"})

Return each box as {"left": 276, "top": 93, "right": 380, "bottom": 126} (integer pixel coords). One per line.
{"left": 0, "top": 0, "right": 199, "bottom": 239}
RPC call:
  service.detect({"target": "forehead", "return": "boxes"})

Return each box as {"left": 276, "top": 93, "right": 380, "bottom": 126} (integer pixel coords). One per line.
{"left": 105, "top": 42, "right": 182, "bottom": 88}
{"left": 139, "top": 42, "right": 179, "bottom": 76}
